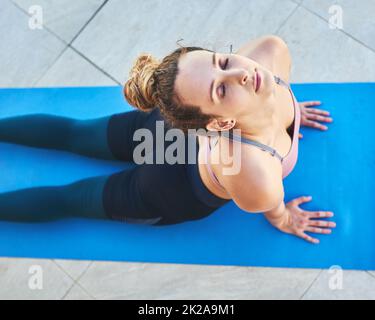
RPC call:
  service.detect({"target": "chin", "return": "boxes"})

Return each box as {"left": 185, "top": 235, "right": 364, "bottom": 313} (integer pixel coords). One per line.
{"left": 258, "top": 68, "right": 274, "bottom": 97}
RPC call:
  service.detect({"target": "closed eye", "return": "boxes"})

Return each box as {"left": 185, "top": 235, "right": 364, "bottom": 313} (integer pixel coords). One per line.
{"left": 219, "top": 58, "right": 229, "bottom": 98}
{"left": 221, "top": 58, "right": 229, "bottom": 70}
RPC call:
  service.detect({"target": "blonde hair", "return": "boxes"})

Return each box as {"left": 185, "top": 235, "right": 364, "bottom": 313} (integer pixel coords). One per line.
{"left": 123, "top": 46, "right": 219, "bottom": 133}
{"left": 124, "top": 53, "right": 159, "bottom": 112}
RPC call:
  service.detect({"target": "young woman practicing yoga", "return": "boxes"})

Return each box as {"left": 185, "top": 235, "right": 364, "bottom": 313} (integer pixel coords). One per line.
{"left": 0, "top": 35, "right": 335, "bottom": 244}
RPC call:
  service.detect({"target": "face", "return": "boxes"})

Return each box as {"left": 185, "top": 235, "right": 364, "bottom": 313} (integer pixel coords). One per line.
{"left": 175, "top": 50, "right": 276, "bottom": 131}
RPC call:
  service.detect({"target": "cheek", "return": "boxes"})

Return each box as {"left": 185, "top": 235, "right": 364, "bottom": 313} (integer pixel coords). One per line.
{"left": 230, "top": 89, "right": 253, "bottom": 108}
{"left": 221, "top": 90, "right": 253, "bottom": 116}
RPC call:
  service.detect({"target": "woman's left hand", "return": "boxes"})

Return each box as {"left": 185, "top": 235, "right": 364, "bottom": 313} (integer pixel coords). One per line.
{"left": 298, "top": 101, "right": 333, "bottom": 139}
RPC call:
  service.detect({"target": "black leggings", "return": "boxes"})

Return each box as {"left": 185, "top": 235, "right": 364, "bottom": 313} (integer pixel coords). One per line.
{"left": 0, "top": 109, "right": 229, "bottom": 225}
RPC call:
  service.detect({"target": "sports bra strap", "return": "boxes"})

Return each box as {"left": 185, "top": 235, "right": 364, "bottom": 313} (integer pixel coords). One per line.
{"left": 217, "top": 75, "right": 292, "bottom": 162}
{"left": 274, "top": 75, "right": 290, "bottom": 88}
{"left": 224, "top": 131, "right": 284, "bottom": 162}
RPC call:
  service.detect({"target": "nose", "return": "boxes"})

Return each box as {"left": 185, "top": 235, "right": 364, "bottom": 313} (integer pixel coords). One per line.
{"left": 240, "top": 71, "right": 249, "bottom": 85}
{"left": 220, "top": 68, "right": 250, "bottom": 86}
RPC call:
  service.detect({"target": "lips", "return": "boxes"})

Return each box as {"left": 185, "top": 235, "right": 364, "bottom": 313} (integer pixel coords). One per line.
{"left": 255, "top": 70, "right": 261, "bottom": 93}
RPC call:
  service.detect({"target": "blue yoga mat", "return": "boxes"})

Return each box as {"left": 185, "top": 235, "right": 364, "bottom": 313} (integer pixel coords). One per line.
{"left": 0, "top": 83, "right": 374, "bottom": 270}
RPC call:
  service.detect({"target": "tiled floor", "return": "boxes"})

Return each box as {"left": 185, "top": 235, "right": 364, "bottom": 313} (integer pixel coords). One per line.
{"left": 1, "top": 0, "right": 374, "bottom": 299}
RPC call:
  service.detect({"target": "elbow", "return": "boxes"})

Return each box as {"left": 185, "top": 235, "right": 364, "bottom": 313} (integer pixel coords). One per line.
{"left": 238, "top": 204, "right": 266, "bottom": 214}
{"left": 236, "top": 193, "right": 282, "bottom": 214}
{"left": 235, "top": 185, "right": 285, "bottom": 214}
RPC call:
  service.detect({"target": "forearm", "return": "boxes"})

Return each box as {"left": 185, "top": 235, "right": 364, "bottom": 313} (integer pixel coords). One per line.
{"left": 263, "top": 199, "right": 287, "bottom": 228}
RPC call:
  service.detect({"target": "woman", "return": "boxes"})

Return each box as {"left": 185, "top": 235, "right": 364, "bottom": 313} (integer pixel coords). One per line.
{"left": 0, "top": 35, "right": 335, "bottom": 244}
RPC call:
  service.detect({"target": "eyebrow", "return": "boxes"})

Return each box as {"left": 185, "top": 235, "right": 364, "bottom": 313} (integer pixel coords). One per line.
{"left": 210, "top": 52, "right": 217, "bottom": 104}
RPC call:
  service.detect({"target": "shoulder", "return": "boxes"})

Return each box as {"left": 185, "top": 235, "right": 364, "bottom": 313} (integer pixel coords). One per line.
{"left": 210, "top": 136, "right": 284, "bottom": 212}
{"left": 235, "top": 35, "right": 292, "bottom": 83}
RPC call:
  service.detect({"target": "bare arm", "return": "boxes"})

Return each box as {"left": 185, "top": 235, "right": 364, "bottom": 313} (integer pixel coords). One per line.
{"left": 263, "top": 199, "right": 287, "bottom": 228}
{"left": 230, "top": 36, "right": 336, "bottom": 243}
{"left": 211, "top": 141, "right": 285, "bottom": 214}
{"left": 213, "top": 144, "right": 336, "bottom": 244}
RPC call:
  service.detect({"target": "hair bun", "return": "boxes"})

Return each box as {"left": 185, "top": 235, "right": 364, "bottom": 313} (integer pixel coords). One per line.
{"left": 124, "top": 53, "right": 160, "bottom": 112}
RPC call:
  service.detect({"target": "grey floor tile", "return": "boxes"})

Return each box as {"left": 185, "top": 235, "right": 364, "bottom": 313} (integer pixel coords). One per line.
{"left": 53, "top": 259, "right": 92, "bottom": 281}
{"left": 277, "top": 5, "right": 375, "bottom": 82}
{"left": 35, "top": 47, "right": 118, "bottom": 87}
{"left": 0, "top": 257, "right": 74, "bottom": 300}
{"left": 72, "top": 0, "right": 297, "bottom": 83}
{"left": 156, "top": 266, "right": 320, "bottom": 300}
{"left": 72, "top": 0, "right": 218, "bottom": 83}
{"left": 186, "top": 0, "right": 297, "bottom": 52}
{"left": 303, "top": 0, "right": 375, "bottom": 51}
{"left": 0, "top": 1, "right": 66, "bottom": 87}
{"left": 368, "top": 271, "right": 375, "bottom": 278}
{"left": 78, "top": 261, "right": 320, "bottom": 300}
{"left": 302, "top": 269, "right": 375, "bottom": 300}
{"left": 237, "top": 267, "right": 320, "bottom": 300}
{"left": 63, "top": 284, "right": 94, "bottom": 300}
{"left": 12, "top": 0, "right": 106, "bottom": 43}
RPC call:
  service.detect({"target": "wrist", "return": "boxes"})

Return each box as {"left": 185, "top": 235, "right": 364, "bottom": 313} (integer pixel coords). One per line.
{"left": 263, "top": 200, "right": 287, "bottom": 228}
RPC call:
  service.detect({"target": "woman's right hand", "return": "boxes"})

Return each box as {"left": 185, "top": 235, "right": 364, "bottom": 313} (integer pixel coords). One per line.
{"left": 277, "top": 196, "right": 336, "bottom": 244}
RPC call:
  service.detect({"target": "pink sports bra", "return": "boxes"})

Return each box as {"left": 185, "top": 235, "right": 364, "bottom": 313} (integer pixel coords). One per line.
{"left": 204, "top": 75, "right": 301, "bottom": 191}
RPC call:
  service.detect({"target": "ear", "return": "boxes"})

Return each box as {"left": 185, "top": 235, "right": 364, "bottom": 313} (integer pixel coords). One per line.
{"left": 206, "top": 118, "right": 236, "bottom": 132}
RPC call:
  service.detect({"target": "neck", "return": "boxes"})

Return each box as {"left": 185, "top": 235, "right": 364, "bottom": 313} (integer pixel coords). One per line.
{"left": 236, "top": 105, "right": 278, "bottom": 141}
{"left": 233, "top": 80, "right": 286, "bottom": 141}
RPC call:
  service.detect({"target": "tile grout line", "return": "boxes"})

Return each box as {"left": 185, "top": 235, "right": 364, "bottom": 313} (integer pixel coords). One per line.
{"left": 51, "top": 259, "right": 81, "bottom": 299}
{"left": 10, "top": 0, "right": 69, "bottom": 45}
{"left": 69, "top": 0, "right": 109, "bottom": 46}
{"left": 50, "top": 259, "right": 82, "bottom": 282}
{"left": 365, "top": 270, "right": 375, "bottom": 279}
{"left": 72, "top": 261, "right": 97, "bottom": 300}
{"left": 60, "top": 281, "right": 76, "bottom": 300}
{"left": 71, "top": 282, "right": 97, "bottom": 300}
{"left": 56, "top": 0, "right": 119, "bottom": 86}
{"left": 10, "top": 0, "right": 120, "bottom": 87}
{"left": 52, "top": 260, "right": 96, "bottom": 300}
{"left": 65, "top": 0, "right": 122, "bottom": 85}
{"left": 31, "top": 46, "right": 70, "bottom": 87}
{"left": 300, "top": 4, "right": 375, "bottom": 54}
{"left": 9, "top": 0, "right": 71, "bottom": 88}
{"left": 275, "top": 1, "right": 301, "bottom": 35}
{"left": 299, "top": 269, "right": 323, "bottom": 300}
{"left": 69, "top": 45, "right": 122, "bottom": 85}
